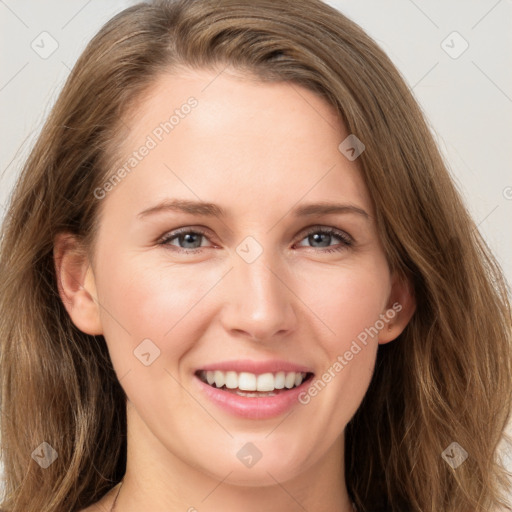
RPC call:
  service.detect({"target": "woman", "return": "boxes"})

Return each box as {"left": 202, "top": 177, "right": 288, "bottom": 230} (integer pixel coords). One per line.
{"left": 0, "top": 0, "right": 510, "bottom": 511}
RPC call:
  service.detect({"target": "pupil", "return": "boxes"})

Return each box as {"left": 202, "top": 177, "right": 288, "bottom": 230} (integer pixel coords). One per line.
{"left": 182, "top": 233, "right": 200, "bottom": 248}
{"left": 310, "top": 233, "right": 330, "bottom": 247}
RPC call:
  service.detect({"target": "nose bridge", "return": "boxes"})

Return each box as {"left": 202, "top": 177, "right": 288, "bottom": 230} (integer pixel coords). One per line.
{"left": 242, "top": 249, "right": 283, "bottom": 304}
{"left": 221, "top": 235, "right": 295, "bottom": 339}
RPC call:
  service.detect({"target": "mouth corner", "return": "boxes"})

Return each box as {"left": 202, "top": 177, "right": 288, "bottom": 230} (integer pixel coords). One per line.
{"left": 305, "top": 371, "right": 314, "bottom": 382}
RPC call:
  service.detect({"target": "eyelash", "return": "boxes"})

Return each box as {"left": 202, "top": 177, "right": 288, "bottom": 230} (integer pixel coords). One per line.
{"left": 157, "top": 226, "right": 354, "bottom": 255}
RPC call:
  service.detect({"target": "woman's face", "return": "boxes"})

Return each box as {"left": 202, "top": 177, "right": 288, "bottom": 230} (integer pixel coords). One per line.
{"left": 75, "top": 67, "right": 411, "bottom": 487}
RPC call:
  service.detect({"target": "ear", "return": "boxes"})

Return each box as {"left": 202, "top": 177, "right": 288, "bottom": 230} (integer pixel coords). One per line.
{"left": 53, "top": 232, "right": 103, "bottom": 335}
{"left": 378, "top": 271, "right": 416, "bottom": 345}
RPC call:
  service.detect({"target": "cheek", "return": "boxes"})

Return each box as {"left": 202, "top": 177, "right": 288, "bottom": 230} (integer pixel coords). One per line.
{"left": 292, "top": 261, "right": 389, "bottom": 408}
{"left": 94, "top": 252, "right": 222, "bottom": 360}
{"left": 292, "top": 268, "right": 386, "bottom": 433}
{"left": 295, "top": 259, "right": 390, "bottom": 348}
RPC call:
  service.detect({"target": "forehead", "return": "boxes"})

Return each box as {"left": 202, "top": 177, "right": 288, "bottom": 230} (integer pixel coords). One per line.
{"left": 102, "top": 67, "right": 373, "bottom": 220}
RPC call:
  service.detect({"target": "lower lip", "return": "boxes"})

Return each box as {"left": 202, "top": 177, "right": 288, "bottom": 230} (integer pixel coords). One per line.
{"left": 194, "top": 374, "right": 314, "bottom": 420}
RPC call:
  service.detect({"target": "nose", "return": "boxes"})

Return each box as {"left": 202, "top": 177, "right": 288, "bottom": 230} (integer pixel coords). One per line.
{"left": 219, "top": 247, "right": 297, "bottom": 342}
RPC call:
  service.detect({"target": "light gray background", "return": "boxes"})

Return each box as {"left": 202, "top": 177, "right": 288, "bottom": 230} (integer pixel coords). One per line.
{"left": 1, "top": 0, "right": 511, "bottom": 500}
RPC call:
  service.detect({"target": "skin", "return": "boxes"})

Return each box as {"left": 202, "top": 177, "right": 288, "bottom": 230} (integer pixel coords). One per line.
{"left": 55, "top": 67, "right": 415, "bottom": 512}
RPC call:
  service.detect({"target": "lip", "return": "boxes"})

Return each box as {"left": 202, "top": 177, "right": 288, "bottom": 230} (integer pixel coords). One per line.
{"left": 194, "top": 370, "right": 315, "bottom": 420}
{"left": 196, "top": 359, "right": 314, "bottom": 375}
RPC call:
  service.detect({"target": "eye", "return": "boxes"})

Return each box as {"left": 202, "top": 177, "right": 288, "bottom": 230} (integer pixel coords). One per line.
{"left": 158, "top": 226, "right": 353, "bottom": 255}
{"left": 295, "top": 226, "right": 353, "bottom": 253}
{"left": 158, "top": 227, "right": 212, "bottom": 253}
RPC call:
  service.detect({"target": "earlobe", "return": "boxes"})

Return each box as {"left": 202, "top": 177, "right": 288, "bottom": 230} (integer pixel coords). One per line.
{"left": 379, "top": 272, "right": 416, "bottom": 345}
{"left": 53, "top": 233, "right": 103, "bottom": 335}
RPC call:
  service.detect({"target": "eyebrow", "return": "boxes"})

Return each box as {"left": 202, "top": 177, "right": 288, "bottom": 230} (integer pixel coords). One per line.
{"left": 137, "top": 199, "right": 370, "bottom": 220}
{"left": 137, "top": 199, "right": 225, "bottom": 219}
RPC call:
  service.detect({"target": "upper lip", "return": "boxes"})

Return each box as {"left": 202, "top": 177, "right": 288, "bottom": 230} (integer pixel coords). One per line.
{"left": 196, "top": 359, "right": 315, "bottom": 376}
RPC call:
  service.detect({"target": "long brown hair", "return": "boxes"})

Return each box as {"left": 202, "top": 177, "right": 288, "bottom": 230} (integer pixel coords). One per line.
{"left": 0, "top": 1, "right": 510, "bottom": 510}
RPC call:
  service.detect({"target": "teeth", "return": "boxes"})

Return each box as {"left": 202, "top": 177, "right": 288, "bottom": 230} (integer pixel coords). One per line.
{"left": 274, "top": 371, "right": 285, "bottom": 389}
{"left": 256, "top": 372, "right": 275, "bottom": 392}
{"left": 285, "top": 372, "right": 296, "bottom": 389}
{"left": 239, "top": 372, "right": 257, "bottom": 391}
{"left": 202, "top": 370, "right": 308, "bottom": 391}
{"left": 214, "top": 370, "right": 225, "bottom": 388}
{"left": 225, "top": 371, "right": 238, "bottom": 389}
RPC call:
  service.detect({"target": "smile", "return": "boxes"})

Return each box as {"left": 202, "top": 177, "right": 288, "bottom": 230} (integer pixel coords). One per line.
{"left": 196, "top": 369, "right": 312, "bottom": 393}
{"left": 193, "top": 369, "right": 315, "bottom": 419}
